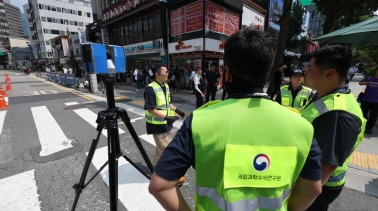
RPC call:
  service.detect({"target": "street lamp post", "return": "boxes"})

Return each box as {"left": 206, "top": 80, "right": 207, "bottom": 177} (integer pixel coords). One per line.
{"left": 26, "top": 41, "right": 33, "bottom": 70}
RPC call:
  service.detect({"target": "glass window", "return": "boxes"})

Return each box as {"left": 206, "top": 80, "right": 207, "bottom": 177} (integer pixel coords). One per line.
{"left": 69, "top": 20, "right": 74, "bottom": 25}
{"left": 62, "top": 8, "right": 66, "bottom": 13}
{"left": 133, "top": 18, "right": 138, "bottom": 43}
{"left": 47, "top": 17, "right": 52, "bottom": 22}
{"left": 87, "top": 13, "right": 91, "bottom": 18}
{"left": 39, "top": 4, "right": 42, "bottom": 9}
{"left": 57, "top": 7, "right": 61, "bottom": 12}
{"left": 78, "top": 11, "right": 82, "bottom": 16}
{"left": 60, "top": 30, "right": 65, "bottom": 35}
{"left": 51, "top": 30, "right": 59, "bottom": 35}
{"left": 74, "top": 21, "right": 78, "bottom": 26}
{"left": 73, "top": 10, "right": 77, "bottom": 15}
{"left": 51, "top": 6, "right": 56, "bottom": 12}
{"left": 128, "top": 20, "right": 133, "bottom": 44}
{"left": 47, "top": 5, "right": 51, "bottom": 10}
{"left": 124, "top": 24, "right": 129, "bottom": 45}
{"left": 69, "top": 0, "right": 74, "bottom": 3}
{"left": 41, "top": 16, "right": 47, "bottom": 22}
{"left": 143, "top": 15, "right": 148, "bottom": 42}
{"left": 138, "top": 17, "right": 143, "bottom": 42}
{"left": 154, "top": 13, "right": 161, "bottom": 39}
{"left": 79, "top": 22, "right": 83, "bottom": 26}
{"left": 149, "top": 13, "right": 154, "bottom": 40}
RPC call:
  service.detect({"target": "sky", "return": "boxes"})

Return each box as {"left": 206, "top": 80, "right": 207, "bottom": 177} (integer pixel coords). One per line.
{"left": 10, "top": 0, "right": 28, "bottom": 13}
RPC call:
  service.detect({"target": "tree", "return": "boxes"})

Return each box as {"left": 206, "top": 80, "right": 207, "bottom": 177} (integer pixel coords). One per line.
{"left": 286, "top": 0, "right": 306, "bottom": 52}
{"left": 267, "top": 0, "right": 293, "bottom": 96}
{"left": 313, "top": 0, "right": 378, "bottom": 34}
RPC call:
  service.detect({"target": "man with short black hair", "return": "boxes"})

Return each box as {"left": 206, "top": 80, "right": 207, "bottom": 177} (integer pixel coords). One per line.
{"left": 144, "top": 63, "right": 186, "bottom": 183}
{"left": 204, "top": 62, "right": 220, "bottom": 102}
{"left": 301, "top": 45, "right": 365, "bottom": 211}
{"left": 149, "top": 28, "right": 322, "bottom": 211}
{"left": 270, "top": 64, "right": 285, "bottom": 100}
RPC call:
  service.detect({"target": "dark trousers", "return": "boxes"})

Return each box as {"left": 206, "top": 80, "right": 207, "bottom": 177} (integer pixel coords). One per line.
{"left": 361, "top": 101, "right": 378, "bottom": 130}
{"left": 306, "top": 184, "right": 344, "bottom": 211}
{"left": 195, "top": 91, "right": 204, "bottom": 109}
{"left": 270, "top": 85, "right": 281, "bottom": 100}
{"left": 191, "top": 80, "right": 195, "bottom": 94}
{"left": 222, "top": 87, "right": 227, "bottom": 100}
{"left": 206, "top": 86, "right": 217, "bottom": 102}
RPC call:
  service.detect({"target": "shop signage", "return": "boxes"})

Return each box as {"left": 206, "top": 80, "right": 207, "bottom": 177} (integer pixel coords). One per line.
{"left": 124, "top": 40, "right": 163, "bottom": 53}
{"left": 242, "top": 5, "right": 265, "bottom": 31}
{"left": 170, "top": 0, "right": 203, "bottom": 36}
{"left": 206, "top": 1, "right": 239, "bottom": 36}
{"left": 175, "top": 40, "right": 192, "bottom": 50}
{"left": 102, "top": 0, "right": 138, "bottom": 23}
{"left": 101, "top": 29, "right": 109, "bottom": 44}
{"left": 61, "top": 38, "right": 70, "bottom": 57}
{"left": 219, "top": 40, "right": 226, "bottom": 50}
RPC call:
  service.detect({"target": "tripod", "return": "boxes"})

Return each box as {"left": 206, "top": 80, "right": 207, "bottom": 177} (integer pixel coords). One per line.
{"left": 71, "top": 74, "right": 154, "bottom": 211}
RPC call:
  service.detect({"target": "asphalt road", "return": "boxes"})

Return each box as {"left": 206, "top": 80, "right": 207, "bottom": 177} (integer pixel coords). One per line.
{"left": 0, "top": 69, "right": 377, "bottom": 211}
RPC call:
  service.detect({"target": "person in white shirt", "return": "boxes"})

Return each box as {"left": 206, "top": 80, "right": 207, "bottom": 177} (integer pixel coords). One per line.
{"left": 63, "top": 67, "right": 68, "bottom": 74}
{"left": 133, "top": 67, "right": 142, "bottom": 91}
{"left": 68, "top": 67, "right": 73, "bottom": 74}
{"left": 194, "top": 67, "right": 205, "bottom": 108}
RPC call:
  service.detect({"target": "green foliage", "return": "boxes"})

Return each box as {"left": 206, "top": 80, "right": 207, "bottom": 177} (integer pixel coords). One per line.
{"left": 286, "top": 0, "right": 306, "bottom": 52}
{"left": 313, "top": 0, "right": 378, "bottom": 34}
{"left": 363, "top": 63, "right": 377, "bottom": 77}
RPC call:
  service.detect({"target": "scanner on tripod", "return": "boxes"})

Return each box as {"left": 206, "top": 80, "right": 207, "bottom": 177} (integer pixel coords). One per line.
{"left": 71, "top": 43, "right": 154, "bottom": 211}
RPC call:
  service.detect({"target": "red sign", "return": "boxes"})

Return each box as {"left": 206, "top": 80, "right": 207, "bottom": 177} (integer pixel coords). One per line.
{"left": 206, "top": 1, "right": 224, "bottom": 34}
{"left": 224, "top": 9, "right": 239, "bottom": 36}
{"left": 186, "top": 1, "right": 203, "bottom": 33}
{"left": 170, "top": 7, "right": 185, "bottom": 36}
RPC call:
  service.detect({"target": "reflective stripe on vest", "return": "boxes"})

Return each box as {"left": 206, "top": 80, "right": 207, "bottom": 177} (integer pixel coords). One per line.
{"left": 196, "top": 185, "right": 292, "bottom": 211}
{"left": 300, "top": 92, "right": 366, "bottom": 187}
{"left": 144, "top": 81, "right": 172, "bottom": 124}
{"left": 280, "top": 85, "right": 312, "bottom": 109}
{"left": 192, "top": 98, "right": 313, "bottom": 210}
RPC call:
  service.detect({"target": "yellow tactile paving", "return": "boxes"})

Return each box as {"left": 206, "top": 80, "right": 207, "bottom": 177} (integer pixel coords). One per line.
{"left": 350, "top": 151, "right": 378, "bottom": 170}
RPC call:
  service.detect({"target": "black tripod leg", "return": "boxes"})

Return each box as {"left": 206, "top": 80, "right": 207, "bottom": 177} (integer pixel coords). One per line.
{"left": 71, "top": 120, "right": 104, "bottom": 211}
{"left": 107, "top": 126, "right": 120, "bottom": 211}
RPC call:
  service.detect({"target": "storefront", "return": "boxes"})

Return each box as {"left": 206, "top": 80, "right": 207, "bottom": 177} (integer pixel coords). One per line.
{"left": 168, "top": 0, "right": 243, "bottom": 88}
{"left": 123, "top": 38, "right": 166, "bottom": 72}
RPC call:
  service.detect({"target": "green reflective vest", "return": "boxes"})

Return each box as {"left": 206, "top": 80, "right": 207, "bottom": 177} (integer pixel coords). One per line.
{"left": 144, "top": 81, "right": 174, "bottom": 125}
{"left": 192, "top": 98, "right": 314, "bottom": 211}
{"left": 280, "top": 85, "right": 312, "bottom": 110}
{"left": 300, "top": 92, "right": 366, "bottom": 187}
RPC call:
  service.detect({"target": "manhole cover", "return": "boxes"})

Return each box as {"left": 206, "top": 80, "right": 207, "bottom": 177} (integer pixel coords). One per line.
{"left": 63, "top": 104, "right": 87, "bottom": 110}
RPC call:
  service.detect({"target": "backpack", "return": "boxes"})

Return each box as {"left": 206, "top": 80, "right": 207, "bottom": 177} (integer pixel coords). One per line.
{"left": 137, "top": 70, "right": 142, "bottom": 79}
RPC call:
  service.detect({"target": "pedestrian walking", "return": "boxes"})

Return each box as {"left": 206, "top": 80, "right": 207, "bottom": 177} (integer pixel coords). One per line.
{"left": 204, "top": 62, "right": 221, "bottom": 102}
{"left": 276, "top": 69, "right": 312, "bottom": 110}
{"left": 143, "top": 63, "right": 186, "bottom": 182}
{"left": 193, "top": 67, "right": 205, "bottom": 108}
{"left": 301, "top": 45, "right": 366, "bottom": 211}
{"left": 270, "top": 64, "right": 285, "bottom": 100}
{"left": 133, "top": 67, "right": 142, "bottom": 91}
{"left": 359, "top": 67, "right": 378, "bottom": 134}
{"left": 149, "top": 28, "right": 322, "bottom": 211}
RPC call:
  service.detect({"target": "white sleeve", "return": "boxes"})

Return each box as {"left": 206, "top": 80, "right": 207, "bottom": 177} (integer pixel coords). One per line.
{"left": 194, "top": 77, "right": 202, "bottom": 94}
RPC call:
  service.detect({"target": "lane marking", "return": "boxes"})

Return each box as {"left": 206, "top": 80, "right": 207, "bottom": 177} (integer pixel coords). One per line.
{"left": 30, "top": 75, "right": 93, "bottom": 100}
{"left": 87, "top": 146, "right": 164, "bottom": 210}
{"left": 139, "top": 134, "right": 156, "bottom": 146}
{"left": 0, "top": 170, "right": 41, "bottom": 211}
{"left": 0, "top": 111, "right": 12, "bottom": 164}
{"left": 31, "top": 106, "right": 74, "bottom": 156}
{"left": 71, "top": 107, "right": 125, "bottom": 137}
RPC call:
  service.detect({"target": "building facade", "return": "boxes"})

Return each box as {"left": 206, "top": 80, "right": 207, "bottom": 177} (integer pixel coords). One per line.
{"left": 167, "top": 0, "right": 243, "bottom": 87}
{"left": 100, "top": 0, "right": 169, "bottom": 74}
{"left": 306, "top": 3, "right": 324, "bottom": 38}
{"left": 4, "top": 2, "right": 24, "bottom": 38}
{"left": 2, "top": 37, "right": 32, "bottom": 69}
{"left": 24, "top": 0, "right": 93, "bottom": 69}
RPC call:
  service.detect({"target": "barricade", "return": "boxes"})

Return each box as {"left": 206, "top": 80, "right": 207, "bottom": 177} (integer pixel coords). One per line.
{"left": 44, "top": 73, "right": 76, "bottom": 87}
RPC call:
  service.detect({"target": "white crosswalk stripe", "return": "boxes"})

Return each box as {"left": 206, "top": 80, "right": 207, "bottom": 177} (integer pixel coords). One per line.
{"left": 0, "top": 101, "right": 184, "bottom": 211}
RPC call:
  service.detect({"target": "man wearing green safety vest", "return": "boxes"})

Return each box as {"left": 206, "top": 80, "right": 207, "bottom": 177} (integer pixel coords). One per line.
{"left": 149, "top": 28, "right": 322, "bottom": 211}
{"left": 143, "top": 63, "right": 186, "bottom": 183}
{"left": 300, "top": 45, "right": 366, "bottom": 211}
{"left": 276, "top": 69, "right": 313, "bottom": 110}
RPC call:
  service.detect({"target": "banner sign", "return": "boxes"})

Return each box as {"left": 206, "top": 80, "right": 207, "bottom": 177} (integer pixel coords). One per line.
{"left": 61, "top": 38, "right": 70, "bottom": 56}
{"left": 170, "top": 0, "right": 239, "bottom": 36}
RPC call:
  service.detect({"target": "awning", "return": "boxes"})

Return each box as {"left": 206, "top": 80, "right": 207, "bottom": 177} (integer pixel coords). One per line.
{"left": 298, "top": 0, "right": 314, "bottom": 6}
{"left": 126, "top": 52, "right": 160, "bottom": 59}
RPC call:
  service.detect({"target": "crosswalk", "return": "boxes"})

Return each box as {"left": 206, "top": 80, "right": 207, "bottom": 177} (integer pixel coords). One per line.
{"left": 0, "top": 100, "right": 184, "bottom": 211}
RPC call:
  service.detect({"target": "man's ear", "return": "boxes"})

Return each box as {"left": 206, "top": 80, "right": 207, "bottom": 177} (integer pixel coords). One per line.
{"left": 225, "top": 66, "right": 232, "bottom": 83}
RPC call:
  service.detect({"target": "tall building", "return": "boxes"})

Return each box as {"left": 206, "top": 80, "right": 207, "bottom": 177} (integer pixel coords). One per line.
{"left": 4, "top": 2, "right": 24, "bottom": 37}
{"left": 24, "top": 0, "right": 93, "bottom": 66}
{"left": 0, "top": 0, "right": 11, "bottom": 41}
{"left": 21, "top": 12, "right": 29, "bottom": 37}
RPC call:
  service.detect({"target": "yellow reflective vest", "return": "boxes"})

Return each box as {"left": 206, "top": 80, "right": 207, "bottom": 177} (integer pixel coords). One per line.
{"left": 192, "top": 97, "right": 314, "bottom": 211}
{"left": 280, "top": 85, "right": 312, "bottom": 110}
{"left": 300, "top": 92, "right": 366, "bottom": 187}
{"left": 144, "top": 81, "right": 174, "bottom": 125}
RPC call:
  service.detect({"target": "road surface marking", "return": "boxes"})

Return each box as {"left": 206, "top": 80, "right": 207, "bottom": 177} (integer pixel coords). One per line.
{"left": 31, "top": 106, "right": 73, "bottom": 156}
{"left": 139, "top": 134, "right": 156, "bottom": 146}
{"left": 71, "top": 106, "right": 125, "bottom": 137}
{"left": 0, "top": 111, "right": 11, "bottom": 164}
{"left": 87, "top": 146, "right": 164, "bottom": 210}
{"left": 0, "top": 170, "right": 41, "bottom": 211}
